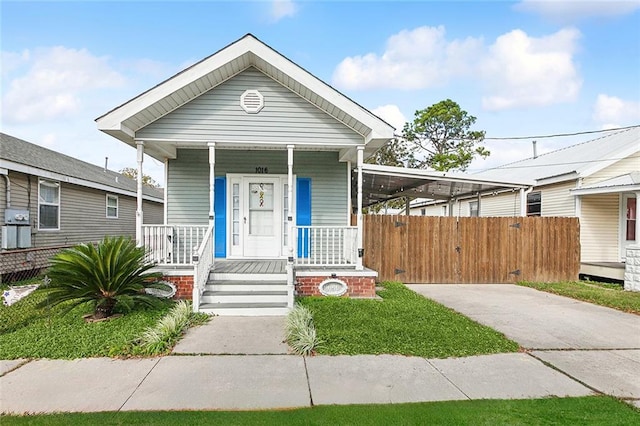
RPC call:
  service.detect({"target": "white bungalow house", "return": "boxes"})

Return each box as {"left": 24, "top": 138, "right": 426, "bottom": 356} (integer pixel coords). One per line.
{"left": 408, "top": 126, "right": 640, "bottom": 282}
{"left": 96, "top": 34, "right": 395, "bottom": 315}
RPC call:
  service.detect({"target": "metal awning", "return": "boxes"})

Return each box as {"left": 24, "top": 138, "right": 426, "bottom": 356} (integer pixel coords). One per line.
{"left": 356, "top": 164, "right": 531, "bottom": 208}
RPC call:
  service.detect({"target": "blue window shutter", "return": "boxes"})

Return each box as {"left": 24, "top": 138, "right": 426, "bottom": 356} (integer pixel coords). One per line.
{"left": 296, "top": 178, "right": 311, "bottom": 257}
{"left": 214, "top": 177, "right": 226, "bottom": 258}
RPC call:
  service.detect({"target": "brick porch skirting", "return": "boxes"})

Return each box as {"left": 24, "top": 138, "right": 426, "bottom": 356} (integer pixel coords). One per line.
{"left": 295, "top": 275, "right": 376, "bottom": 298}
{"left": 161, "top": 275, "right": 193, "bottom": 300}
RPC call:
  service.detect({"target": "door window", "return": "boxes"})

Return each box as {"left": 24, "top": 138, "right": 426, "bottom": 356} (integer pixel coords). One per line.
{"left": 248, "top": 182, "right": 274, "bottom": 236}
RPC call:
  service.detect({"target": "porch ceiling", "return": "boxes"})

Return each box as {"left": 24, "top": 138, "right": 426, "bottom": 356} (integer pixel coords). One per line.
{"left": 357, "top": 164, "right": 530, "bottom": 208}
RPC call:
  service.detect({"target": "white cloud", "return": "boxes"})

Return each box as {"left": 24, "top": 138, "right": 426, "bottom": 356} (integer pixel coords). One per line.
{"left": 481, "top": 28, "right": 582, "bottom": 110}
{"left": 371, "top": 104, "right": 407, "bottom": 131}
{"left": 333, "top": 26, "right": 582, "bottom": 111}
{"left": 271, "top": 0, "right": 298, "bottom": 22}
{"left": 515, "top": 0, "right": 640, "bottom": 22}
{"left": 592, "top": 94, "right": 640, "bottom": 129}
{"left": 332, "top": 26, "right": 482, "bottom": 90}
{"left": 1, "top": 46, "right": 125, "bottom": 124}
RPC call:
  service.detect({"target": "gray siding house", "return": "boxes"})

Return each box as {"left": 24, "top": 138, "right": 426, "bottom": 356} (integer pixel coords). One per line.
{"left": 96, "top": 34, "right": 395, "bottom": 315}
{"left": 0, "top": 133, "right": 164, "bottom": 280}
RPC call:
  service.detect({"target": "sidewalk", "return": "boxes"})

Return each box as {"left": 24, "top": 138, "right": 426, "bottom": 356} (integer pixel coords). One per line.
{"left": 0, "top": 352, "right": 594, "bottom": 413}
{"left": 2, "top": 309, "right": 639, "bottom": 414}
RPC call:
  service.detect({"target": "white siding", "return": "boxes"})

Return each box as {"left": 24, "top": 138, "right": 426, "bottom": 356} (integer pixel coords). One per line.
{"left": 580, "top": 193, "right": 620, "bottom": 262}
{"left": 137, "top": 67, "right": 363, "bottom": 146}
{"left": 583, "top": 151, "right": 640, "bottom": 185}
{"left": 540, "top": 181, "right": 576, "bottom": 217}
{"left": 480, "top": 191, "right": 522, "bottom": 217}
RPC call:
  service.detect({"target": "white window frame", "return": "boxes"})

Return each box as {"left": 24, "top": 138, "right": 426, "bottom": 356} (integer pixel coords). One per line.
{"left": 526, "top": 191, "right": 542, "bottom": 217}
{"left": 106, "top": 194, "right": 119, "bottom": 219}
{"left": 469, "top": 200, "right": 479, "bottom": 217}
{"left": 38, "top": 179, "right": 60, "bottom": 231}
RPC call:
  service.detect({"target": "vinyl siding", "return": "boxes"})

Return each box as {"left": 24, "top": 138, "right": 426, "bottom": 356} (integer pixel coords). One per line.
{"left": 137, "top": 67, "right": 363, "bottom": 146}
{"left": 166, "top": 148, "right": 348, "bottom": 226}
{"left": 0, "top": 171, "right": 163, "bottom": 249}
{"left": 479, "top": 191, "right": 522, "bottom": 217}
{"left": 580, "top": 193, "right": 620, "bottom": 262}
{"left": 583, "top": 151, "right": 640, "bottom": 185}
{"left": 540, "top": 181, "right": 576, "bottom": 217}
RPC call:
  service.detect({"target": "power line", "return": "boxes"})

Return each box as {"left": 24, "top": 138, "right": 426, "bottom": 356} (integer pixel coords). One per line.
{"left": 393, "top": 124, "right": 639, "bottom": 142}
{"left": 483, "top": 124, "right": 639, "bottom": 140}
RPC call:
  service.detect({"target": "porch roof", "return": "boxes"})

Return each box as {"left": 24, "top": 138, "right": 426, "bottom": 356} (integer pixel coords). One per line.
{"left": 571, "top": 172, "right": 640, "bottom": 196}
{"left": 96, "top": 34, "right": 394, "bottom": 163}
{"left": 358, "top": 164, "right": 530, "bottom": 207}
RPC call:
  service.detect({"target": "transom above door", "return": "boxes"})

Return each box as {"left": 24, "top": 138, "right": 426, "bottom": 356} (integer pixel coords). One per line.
{"left": 227, "top": 174, "right": 293, "bottom": 259}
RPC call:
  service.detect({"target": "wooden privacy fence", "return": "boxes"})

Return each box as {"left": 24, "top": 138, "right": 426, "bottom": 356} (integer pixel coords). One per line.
{"left": 362, "top": 215, "right": 580, "bottom": 283}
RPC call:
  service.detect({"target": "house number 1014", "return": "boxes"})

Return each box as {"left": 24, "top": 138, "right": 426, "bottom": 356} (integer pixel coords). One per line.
{"left": 255, "top": 167, "right": 268, "bottom": 174}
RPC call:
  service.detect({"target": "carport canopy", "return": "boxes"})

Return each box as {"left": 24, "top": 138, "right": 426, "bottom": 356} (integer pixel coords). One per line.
{"left": 357, "top": 164, "right": 531, "bottom": 208}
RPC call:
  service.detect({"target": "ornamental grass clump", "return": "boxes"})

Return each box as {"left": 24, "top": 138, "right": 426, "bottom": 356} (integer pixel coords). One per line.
{"left": 40, "top": 236, "right": 164, "bottom": 320}
{"left": 285, "top": 303, "right": 321, "bottom": 356}
{"left": 135, "top": 300, "right": 208, "bottom": 355}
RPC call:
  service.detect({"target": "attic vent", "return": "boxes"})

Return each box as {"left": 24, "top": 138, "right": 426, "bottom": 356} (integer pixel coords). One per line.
{"left": 240, "top": 89, "right": 264, "bottom": 113}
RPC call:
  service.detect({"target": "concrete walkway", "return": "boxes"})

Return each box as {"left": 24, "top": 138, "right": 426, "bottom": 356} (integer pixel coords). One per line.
{"left": 2, "top": 288, "right": 640, "bottom": 413}
{"left": 408, "top": 284, "right": 640, "bottom": 407}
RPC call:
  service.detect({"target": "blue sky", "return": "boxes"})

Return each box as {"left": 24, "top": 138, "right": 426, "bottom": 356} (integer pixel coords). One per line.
{"left": 2, "top": 1, "right": 639, "bottom": 183}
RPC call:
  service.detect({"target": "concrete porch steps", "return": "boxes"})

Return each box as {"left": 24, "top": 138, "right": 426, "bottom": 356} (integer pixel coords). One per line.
{"left": 199, "top": 273, "right": 290, "bottom": 316}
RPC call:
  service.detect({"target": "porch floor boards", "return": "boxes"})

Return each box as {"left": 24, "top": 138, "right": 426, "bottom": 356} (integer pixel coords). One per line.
{"left": 212, "top": 259, "right": 287, "bottom": 275}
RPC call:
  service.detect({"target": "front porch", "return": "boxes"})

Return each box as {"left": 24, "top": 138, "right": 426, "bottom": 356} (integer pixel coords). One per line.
{"left": 145, "top": 226, "right": 377, "bottom": 315}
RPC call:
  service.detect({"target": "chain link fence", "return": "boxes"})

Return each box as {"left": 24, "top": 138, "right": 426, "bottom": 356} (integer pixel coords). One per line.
{"left": 0, "top": 246, "right": 70, "bottom": 284}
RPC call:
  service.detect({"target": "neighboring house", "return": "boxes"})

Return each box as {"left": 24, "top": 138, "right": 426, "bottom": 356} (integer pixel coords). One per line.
{"left": 409, "top": 126, "right": 640, "bottom": 281}
{"left": 0, "top": 133, "right": 164, "bottom": 280}
{"left": 96, "top": 34, "right": 399, "bottom": 315}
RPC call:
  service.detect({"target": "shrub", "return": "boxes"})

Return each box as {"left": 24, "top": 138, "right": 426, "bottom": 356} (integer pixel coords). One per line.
{"left": 135, "top": 300, "right": 208, "bottom": 355}
{"left": 285, "top": 303, "right": 321, "bottom": 356}
{"left": 41, "top": 236, "right": 164, "bottom": 319}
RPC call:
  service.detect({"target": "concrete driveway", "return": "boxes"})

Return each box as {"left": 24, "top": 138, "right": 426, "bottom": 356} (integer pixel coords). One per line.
{"left": 407, "top": 284, "right": 640, "bottom": 402}
{"left": 407, "top": 284, "right": 640, "bottom": 350}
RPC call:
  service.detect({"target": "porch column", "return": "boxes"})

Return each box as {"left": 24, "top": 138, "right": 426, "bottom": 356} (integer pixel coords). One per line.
{"left": 135, "top": 141, "right": 144, "bottom": 245}
{"left": 287, "top": 145, "right": 295, "bottom": 262}
{"left": 208, "top": 142, "right": 216, "bottom": 227}
{"left": 356, "top": 146, "right": 364, "bottom": 271}
{"left": 520, "top": 188, "right": 527, "bottom": 216}
{"left": 477, "top": 192, "right": 482, "bottom": 216}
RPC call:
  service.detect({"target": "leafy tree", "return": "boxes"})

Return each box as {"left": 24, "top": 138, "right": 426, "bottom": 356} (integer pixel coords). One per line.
{"left": 120, "top": 167, "right": 160, "bottom": 188}
{"left": 402, "top": 99, "right": 489, "bottom": 172}
{"left": 41, "top": 236, "right": 165, "bottom": 319}
{"left": 366, "top": 137, "right": 416, "bottom": 168}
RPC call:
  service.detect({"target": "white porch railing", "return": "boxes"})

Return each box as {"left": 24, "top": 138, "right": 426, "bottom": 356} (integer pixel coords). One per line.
{"left": 141, "top": 225, "right": 208, "bottom": 265}
{"left": 192, "top": 224, "right": 214, "bottom": 312}
{"left": 293, "top": 226, "right": 358, "bottom": 267}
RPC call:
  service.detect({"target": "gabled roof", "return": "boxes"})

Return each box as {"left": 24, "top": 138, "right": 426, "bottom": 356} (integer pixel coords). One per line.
{"left": 0, "top": 133, "right": 163, "bottom": 202}
{"left": 571, "top": 172, "right": 640, "bottom": 196}
{"left": 96, "top": 34, "right": 395, "bottom": 161}
{"left": 473, "top": 126, "right": 640, "bottom": 185}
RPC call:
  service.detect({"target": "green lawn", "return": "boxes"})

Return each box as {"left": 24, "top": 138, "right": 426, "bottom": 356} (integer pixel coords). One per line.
{"left": 0, "top": 287, "right": 172, "bottom": 359}
{"left": 299, "top": 282, "right": 519, "bottom": 358}
{"left": 518, "top": 281, "right": 640, "bottom": 315}
{"left": 1, "top": 397, "right": 638, "bottom": 425}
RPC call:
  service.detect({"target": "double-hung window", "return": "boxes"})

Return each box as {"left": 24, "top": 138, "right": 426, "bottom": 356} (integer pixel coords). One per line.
{"left": 106, "top": 195, "right": 118, "bottom": 218}
{"left": 39, "top": 180, "right": 60, "bottom": 230}
{"left": 526, "top": 192, "right": 542, "bottom": 217}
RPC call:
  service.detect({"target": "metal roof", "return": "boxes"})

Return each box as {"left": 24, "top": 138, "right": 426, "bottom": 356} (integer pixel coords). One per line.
{"left": 358, "top": 164, "right": 529, "bottom": 208}
{"left": 0, "top": 133, "right": 164, "bottom": 202}
{"left": 472, "top": 126, "right": 640, "bottom": 185}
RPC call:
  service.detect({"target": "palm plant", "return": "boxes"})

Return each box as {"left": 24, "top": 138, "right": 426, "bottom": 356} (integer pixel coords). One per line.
{"left": 41, "top": 236, "right": 164, "bottom": 319}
